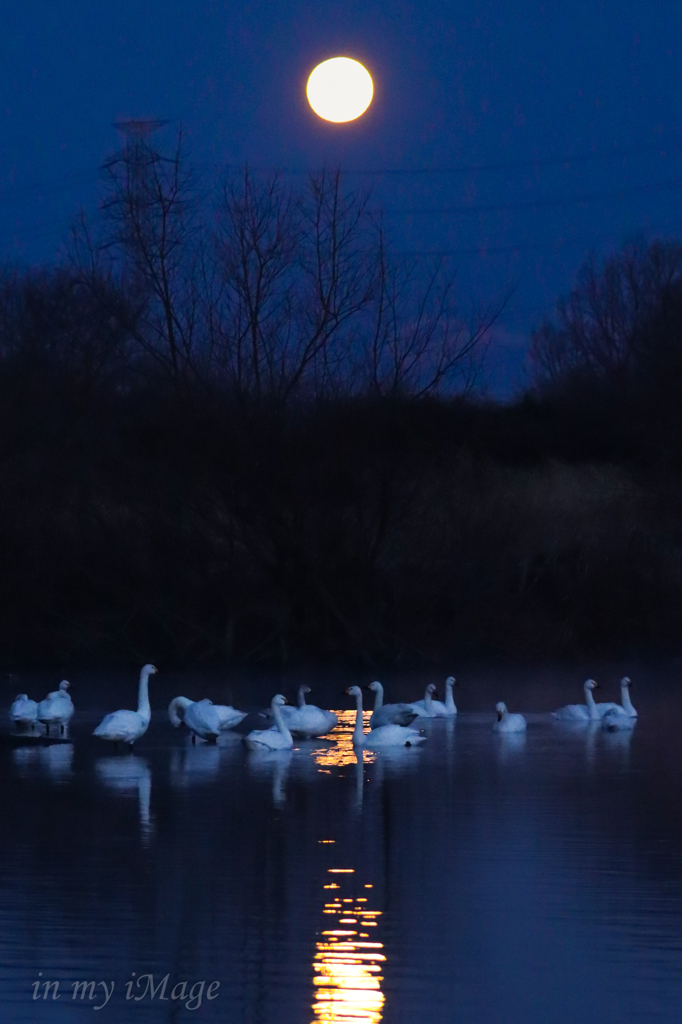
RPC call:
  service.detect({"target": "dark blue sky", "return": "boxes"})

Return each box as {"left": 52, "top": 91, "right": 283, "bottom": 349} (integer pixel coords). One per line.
{"left": 2, "top": 1, "right": 682, "bottom": 393}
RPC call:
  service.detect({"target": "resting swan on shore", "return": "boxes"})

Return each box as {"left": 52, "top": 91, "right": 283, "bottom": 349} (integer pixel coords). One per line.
{"left": 37, "top": 681, "right": 74, "bottom": 736}
{"left": 10, "top": 694, "right": 38, "bottom": 730}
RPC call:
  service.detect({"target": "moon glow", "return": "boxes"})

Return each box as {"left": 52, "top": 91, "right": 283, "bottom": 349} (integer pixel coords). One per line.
{"left": 306, "top": 57, "right": 373, "bottom": 123}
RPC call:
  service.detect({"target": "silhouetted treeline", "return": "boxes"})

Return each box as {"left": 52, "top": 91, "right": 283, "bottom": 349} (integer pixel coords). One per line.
{"left": 1, "top": 138, "right": 682, "bottom": 667}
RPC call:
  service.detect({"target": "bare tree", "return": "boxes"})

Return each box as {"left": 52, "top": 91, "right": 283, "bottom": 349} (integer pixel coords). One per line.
{"left": 210, "top": 168, "right": 302, "bottom": 399}
{"left": 98, "top": 129, "right": 203, "bottom": 385}
{"left": 530, "top": 236, "right": 682, "bottom": 387}
{"left": 211, "top": 166, "right": 500, "bottom": 404}
{"left": 362, "top": 223, "right": 504, "bottom": 398}
{"left": 69, "top": 134, "right": 500, "bottom": 402}
{"left": 211, "top": 167, "right": 382, "bottom": 404}
{"left": 0, "top": 265, "right": 130, "bottom": 397}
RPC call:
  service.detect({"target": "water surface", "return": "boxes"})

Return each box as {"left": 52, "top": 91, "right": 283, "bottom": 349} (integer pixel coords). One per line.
{"left": 1, "top": 667, "right": 682, "bottom": 1022}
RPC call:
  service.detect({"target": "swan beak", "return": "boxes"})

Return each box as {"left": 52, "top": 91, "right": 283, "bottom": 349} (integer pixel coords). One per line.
{"left": 496, "top": 710, "right": 503, "bottom": 721}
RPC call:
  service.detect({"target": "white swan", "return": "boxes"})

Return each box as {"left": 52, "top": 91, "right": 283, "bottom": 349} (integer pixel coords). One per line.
{"left": 168, "top": 697, "right": 222, "bottom": 742}
{"left": 275, "top": 685, "right": 338, "bottom": 737}
{"left": 601, "top": 706, "right": 637, "bottom": 731}
{"left": 611, "top": 676, "right": 637, "bottom": 718}
{"left": 9, "top": 693, "right": 38, "bottom": 730}
{"left": 244, "top": 694, "right": 293, "bottom": 751}
{"left": 601, "top": 681, "right": 637, "bottom": 731}
{"left": 409, "top": 677, "right": 458, "bottom": 718}
{"left": 213, "top": 703, "right": 248, "bottom": 730}
{"left": 348, "top": 686, "right": 426, "bottom": 749}
{"left": 552, "top": 679, "right": 612, "bottom": 721}
{"left": 93, "top": 664, "right": 157, "bottom": 748}
{"left": 493, "top": 702, "right": 527, "bottom": 733}
{"left": 37, "top": 680, "right": 74, "bottom": 736}
{"left": 367, "top": 680, "right": 418, "bottom": 729}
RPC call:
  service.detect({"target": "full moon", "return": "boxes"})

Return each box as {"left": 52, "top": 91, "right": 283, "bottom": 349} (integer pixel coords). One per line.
{"left": 306, "top": 57, "right": 373, "bottom": 123}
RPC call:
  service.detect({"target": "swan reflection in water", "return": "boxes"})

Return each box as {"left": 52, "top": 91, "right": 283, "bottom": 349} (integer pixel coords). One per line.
{"left": 246, "top": 749, "right": 292, "bottom": 807}
{"left": 12, "top": 742, "right": 74, "bottom": 783}
{"left": 601, "top": 722, "right": 634, "bottom": 765}
{"left": 493, "top": 730, "right": 527, "bottom": 763}
{"left": 95, "top": 756, "right": 153, "bottom": 844}
{"left": 169, "top": 742, "right": 221, "bottom": 787}
{"left": 552, "top": 719, "right": 600, "bottom": 768}
{"left": 353, "top": 751, "right": 365, "bottom": 813}
{"left": 169, "top": 730, "right": 244, "bottom": 788}
{"left": 313, "top": 868, "right": 385, "bottom": 1024}
{"left": 445, "top": 715, "right": 456, "bottom": 773}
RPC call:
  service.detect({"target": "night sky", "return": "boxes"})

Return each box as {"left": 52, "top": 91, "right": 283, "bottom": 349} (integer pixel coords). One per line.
{"left": 2, "top": 1, "right": 682, "bottom": 394}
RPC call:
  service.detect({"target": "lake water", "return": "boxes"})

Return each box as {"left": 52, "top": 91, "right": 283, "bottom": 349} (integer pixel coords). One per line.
{"left": 1, "top": 665, "right": 682, "bottom": 1022}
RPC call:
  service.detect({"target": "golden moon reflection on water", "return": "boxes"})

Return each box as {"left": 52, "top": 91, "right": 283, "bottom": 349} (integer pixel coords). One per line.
{"left": 313, "top": 868, "right": 385, "bottom": 1023}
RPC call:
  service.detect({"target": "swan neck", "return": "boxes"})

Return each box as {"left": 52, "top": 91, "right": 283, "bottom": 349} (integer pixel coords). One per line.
{"left": 424, "top": 687, "right": 433, "bottom": 709}
{"left": 298, "top": 687, "right": 307, "bottom": 708}
{"left": 353, "top": 691, "right": 365, "bottom": 744}
{"left": 372, "top": 685, "right": 384, "bottom": 712}
{"left": 445, "top": 681, "right": 456, "bottom": 713}
{"left": 138, "top": 669, "right": 152, "bottom": 720}
{"left": 272, "top": 703, "right": 293, "bottom": 743}
{"left": 585, "top": 686, "right": 597, "bottom": 713}
{"left": 621, "top": 684, "right": 636, "bottom": 715}
{"left": 169, "top": 696, "right": 190, "bottom": 727}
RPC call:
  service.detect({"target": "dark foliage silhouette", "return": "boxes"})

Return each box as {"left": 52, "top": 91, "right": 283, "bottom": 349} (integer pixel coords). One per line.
{"left": 0, "top": 143, "right": 681, "bottom": 667}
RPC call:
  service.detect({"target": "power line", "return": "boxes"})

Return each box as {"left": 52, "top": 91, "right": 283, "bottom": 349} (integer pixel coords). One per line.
{"left": 383, "top": 177, "right": 682, "bottom": 216}
{"left": 3, "top": 212, "right": 682, "bottom": 261}
{"left": 397, "top": 238, "right": 597, "bottom": 257}
{"left": 0, "top": 171, "right": 99, "bottom": 207}
{"left": 266, "top": 136, "right": 682, "bottom": 177}
{"left": 396, "top": 216, "right": 682, "bottom": 258}
{"left": 2, "top": 134, "right": 680, "bottom": 208}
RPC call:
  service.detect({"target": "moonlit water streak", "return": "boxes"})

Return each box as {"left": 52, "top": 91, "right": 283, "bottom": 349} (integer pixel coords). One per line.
{"left": 311, "top": 710, "right": 376, "bottom": 768}
{"left": 2, "top": 671, "right": 682, "bottom": 1023}
{"left": 312, "top": 868, "right": 385, "bottom": 1024}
